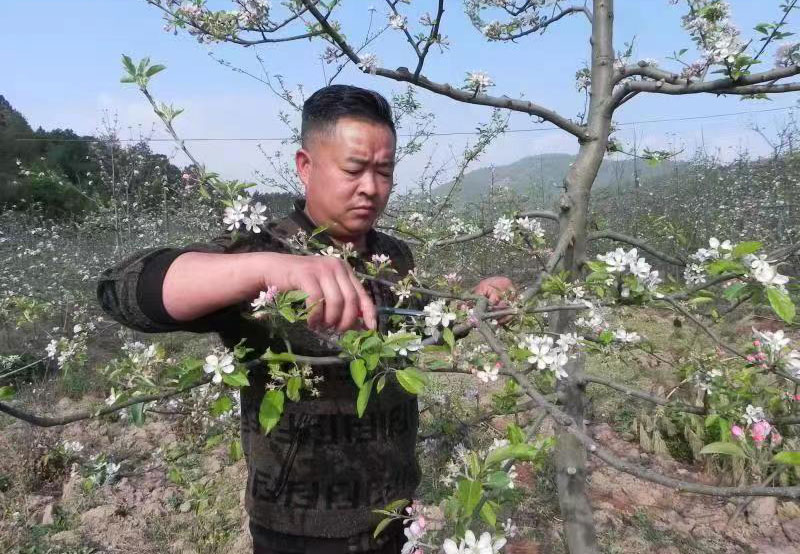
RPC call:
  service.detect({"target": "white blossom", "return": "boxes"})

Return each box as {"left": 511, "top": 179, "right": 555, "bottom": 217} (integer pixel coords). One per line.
{"left": 743, "top": 404, "right": 766, "bottom": 425}
{"left": 388, "top": 13, "right": 407, "bottom": 29}
{"left": 464, "top": 71, "right": 495, "bottom": 92}
{"left": 357, "top": 53, "right": 380, "bottom": 74}
{"left": 203, "top": 351, "right": 235, "bottom": 384}
{"left": 493, "top": 216, "right": 514, "bottom": 242}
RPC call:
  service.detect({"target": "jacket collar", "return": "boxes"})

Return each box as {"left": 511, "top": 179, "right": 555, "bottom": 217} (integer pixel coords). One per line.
{"left": 289, "top": 198, "right": 379, "bottom": 254}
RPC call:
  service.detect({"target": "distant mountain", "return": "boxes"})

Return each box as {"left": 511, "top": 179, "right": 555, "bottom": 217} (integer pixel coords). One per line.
{"left": 437, "top": 153, "right": 684, "bottom": 207}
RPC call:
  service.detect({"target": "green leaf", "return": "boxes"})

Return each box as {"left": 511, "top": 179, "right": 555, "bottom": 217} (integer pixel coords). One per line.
{"left": 707, "top": 259, "right": 745, "bottom": 276}
{"left": 372, "top": 517, "right": 393, "bottom": 539}
{"left": 443, "top": 327, "right": 455, "bottom": 351}
{"left": 364, "top": 353, "right": 380, "bottom": 372}
{"left": 382, "top": 498, "right": 410, "bottom": 512}
{"left": 479, "top": 501, "right": 497, "bottom": 527}
{"left": 263, "top": 349, "right": 296, "bottom": 363}
{"left": 228, "top": 439, "right": 244, "bottom": 462}
{"left": 145, "top": 64, "right": 166, "bottom": 77}
{"left": 699, "top": 441, "right": 746, "bottom": 458}
{"left": 507, "top": 423, "right": 525, "bottom": 445}
{"left": 485, "top": 443, "right": 542, "bottom": 466}
{"left": 129, "top": 402, "right": 145, "bottom": 427}
{"left": 121, "top": 54, "right": 136, "bottom": 75}
{"left": 286, "top": 376, "right": 302, "bottom": 402}
{"left": 0, "top": 385, "right": 15, "bottom": 401}
{"left": 283, "top": 290, "right": 309, "bottom": 304}
{"left": 222, "top": 369, "right": 250, "bottom": 388}
{"left": 773, "top": 451, "right": 800, "bottom": 465}
{"left": 278, "top": 306, "right": 297, "bottom": 323}
{"left": 210, "top": 395, "right": 233, "bottom": 417}
{"left": 486, "top": 470, "right": 511, "bottom": 490}
{"left": 723, "top": 282, "right": 748, "bottom": 302}
{"left": 457, "top": 478, "right": 482, "bottom": 515}
{"left": 376, "top": 374, "right": 386, "bottom": 394}
{"left": 120, "top": 76, "right": 136, "bottom": 83}
{"left": 259, "top": 390, "right": 285, "bottom": 434}
{"left": 395, "top": 368, "right": 427, "bottom": 395}
{"left": 767, "top": 287, "right": 795, "bottom": 323}
{"left": 732, "top": 241, "right": 762, "bottom": 258}
{"left": 357, "top": 378, "right": 373, "bottom": 418}
{"left": 350, "top": 359, "right": 367, "bottom": 388}
{"left": 598, "top": 330, "right": 614, "bottom": 345}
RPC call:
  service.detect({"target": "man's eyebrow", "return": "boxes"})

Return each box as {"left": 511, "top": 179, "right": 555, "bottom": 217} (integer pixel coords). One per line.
{"left": 345, "top": 156, "right": 395, "bottom": 167}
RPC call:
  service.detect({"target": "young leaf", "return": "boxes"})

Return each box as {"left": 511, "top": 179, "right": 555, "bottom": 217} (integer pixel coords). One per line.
{"left": 395, "top": 368, "right": 427, "bottom": 395}
{"left": 259, "top": 390, "right": 285, "bottom": 434}
{"left": 767, "top": 287, "right": 795, "bottom": 323}
{"left": 479, "top": 501, "right": 497, "bottom": 527}
{"left": 357, "top": 378, "right": 374, "bottom": 418}
{"left": 286, "top": 376, "right": 302, "bottom": 401}
{"left": 222, "top": 369, "right": 250, "bottom": 388}
{"left": 698, "top": 441, "right": 746, "bottom": 458}
{"left": 457, "top": 478, "right": 483, "bottom": 515}
{"left": 350, "top": 358, "right": 367, "bottom": 388}
{"left": 443, "top": 327, "right": 455, "bottom": 351}
{"left": 0, "top": 385, "right": 15, "bottom": 401}
{"left": 145, "top": 64, "right": 167, "bottom": 77}
{"left": 732, "top": 241, "right": 761, "bottom": 258}
{"left": 773, "top": 451, "right": 800, "bottom": 465}
{"left": 210, "top": 394, "right": 233, "bottom": 417}
{"left": 229, "top": 439, "right": 244, "bottom": 462}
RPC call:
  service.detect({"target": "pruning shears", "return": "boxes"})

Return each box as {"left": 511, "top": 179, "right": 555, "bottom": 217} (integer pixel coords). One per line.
{"left": 377, "top": 306, "right": 425, "bottom": 317}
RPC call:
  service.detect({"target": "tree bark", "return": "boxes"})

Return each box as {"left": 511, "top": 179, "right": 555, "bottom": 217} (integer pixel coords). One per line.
{"left": 551, "top": 1, "right": 615, "bottom": 553}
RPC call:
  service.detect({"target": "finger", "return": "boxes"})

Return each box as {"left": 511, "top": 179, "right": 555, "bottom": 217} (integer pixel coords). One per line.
{"left": 318, "top": 274, "right": 344, "bottom": 330}
{"left": 333, "top": 264, "right": 360, "bottom": 332}
{"left": 347, "top": 270, "right": 376, "bottom": 331}
{"left": 300, "top": 277, "right": 324, "bottom": 329}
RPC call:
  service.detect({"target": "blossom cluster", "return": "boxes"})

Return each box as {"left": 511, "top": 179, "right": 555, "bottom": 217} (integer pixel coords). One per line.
{"left": 492, "top": 216, "right": 545, "bottom": 243}
{"left": 732, "top": 404, "right": 782, "bottom": 448}
{"left": 679, "top": 0, "right": 743, "bottom": 77}
{"left": 222, "top": 197, "right": 267, "bottom": 233}
{"left": 749, "top": 328, "right": 800, "bottom": 375}
{"left": 517, "top": 333, "right": 580, "bottom": 380}
{"left": 464, "top": 71, "right": 495, "bottom": 93}
{"left": 422, "top": 299, "right": 457, "bottom": 335}
{"left": 596, "top": 247, "right": 662, "bottom": 294}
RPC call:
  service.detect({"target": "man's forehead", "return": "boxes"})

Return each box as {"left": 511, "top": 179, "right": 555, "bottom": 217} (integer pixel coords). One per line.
{"left": 312, "top": 118, "right": 395, "bottom": 154}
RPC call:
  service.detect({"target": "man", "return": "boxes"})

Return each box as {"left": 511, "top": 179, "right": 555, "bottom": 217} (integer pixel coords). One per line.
{"left": 98, "top": 85, "right": 513, "bottom": 553}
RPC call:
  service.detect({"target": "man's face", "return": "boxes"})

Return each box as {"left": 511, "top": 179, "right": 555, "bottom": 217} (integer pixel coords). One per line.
{"left": 296, "top": 117, "right": 395, "bottom": 242}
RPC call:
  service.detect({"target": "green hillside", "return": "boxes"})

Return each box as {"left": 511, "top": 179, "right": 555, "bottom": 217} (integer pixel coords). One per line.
{"left": 439, "top": 153, "right": 683, "bottom": 206}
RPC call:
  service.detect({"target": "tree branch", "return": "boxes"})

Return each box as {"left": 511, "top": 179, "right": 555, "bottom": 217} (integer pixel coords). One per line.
{"left": 584, "top": 374, "right": 705, "bottom": 414}
{"left": 588, "top": 230, "right": 686, "bottom": 266}
{"left": 0, "top": 375, "right": 212, "bottom": 427}
{"left": 624, "top": 64, "right": 800, "bottom": 95}
{"left": 298, "top": 0, "right": 589, "bottom": 140}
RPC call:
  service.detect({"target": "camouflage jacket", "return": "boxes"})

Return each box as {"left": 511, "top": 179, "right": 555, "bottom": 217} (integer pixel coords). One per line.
{"left": 97, "top": 200, "right": 421, "bottom": 548}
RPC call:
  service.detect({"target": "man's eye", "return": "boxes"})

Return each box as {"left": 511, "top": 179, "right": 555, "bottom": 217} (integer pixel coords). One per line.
{"left": 344, "top": 169, "right": 360, "bottom": 175}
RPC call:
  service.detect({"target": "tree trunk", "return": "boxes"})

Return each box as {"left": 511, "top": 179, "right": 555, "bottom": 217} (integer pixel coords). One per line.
{"left": 552, "top": 2, "right": 615, "bottom": 553}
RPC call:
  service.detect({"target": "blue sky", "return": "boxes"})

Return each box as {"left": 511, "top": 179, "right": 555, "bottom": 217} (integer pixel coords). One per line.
{"left": 3, "top": 0, "right": 799, "bottom": 189}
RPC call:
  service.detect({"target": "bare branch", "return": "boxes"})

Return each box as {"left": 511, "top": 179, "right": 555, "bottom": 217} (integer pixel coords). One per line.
{"left": 588, "top": 230, "right": 687, "bottom": 266}
{"left": 0, "top": 375, "right": 212, "bottom": 427}
{"left": 624, "top": 64, "right": 800, "bottom": 95}
{"left": 584, "top": 374, "right": 705, "bottom": 414}
{"left": 500, "top": 6, "right": 592, "bottom": 41}
{"left": 298, "top": 0, "right": 589, "bottom": 140}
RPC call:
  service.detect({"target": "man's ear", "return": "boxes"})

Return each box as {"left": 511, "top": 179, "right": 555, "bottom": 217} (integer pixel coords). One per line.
{"left": 295, "top": 148, "right": 311, "bottom": 191}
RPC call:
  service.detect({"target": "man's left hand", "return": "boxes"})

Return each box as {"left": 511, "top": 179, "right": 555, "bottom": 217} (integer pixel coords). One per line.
{"left": 473, "top": 276, "right": 515, "bottom": 324}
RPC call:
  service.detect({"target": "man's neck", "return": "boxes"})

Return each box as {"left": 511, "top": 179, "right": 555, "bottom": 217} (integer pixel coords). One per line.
{"left": 303, "top": 206, "right": 368, "bottom": 253}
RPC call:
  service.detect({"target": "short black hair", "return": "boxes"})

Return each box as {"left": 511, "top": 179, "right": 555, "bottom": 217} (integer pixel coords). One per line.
{"left": 301, "top": 84, "right": 396, "bottom": 147}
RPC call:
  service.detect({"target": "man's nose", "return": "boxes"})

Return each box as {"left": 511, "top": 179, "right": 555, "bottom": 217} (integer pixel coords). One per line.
{"left": 358, "top": 171, "right": 379, "bottom": 196}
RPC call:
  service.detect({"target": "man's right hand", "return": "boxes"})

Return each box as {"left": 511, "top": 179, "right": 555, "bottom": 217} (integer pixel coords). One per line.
{"left": 271, "top": 253, "right": 377, "bottom": 332}
{"left": 162, "top": 251, "right": 377, "bottom": 332}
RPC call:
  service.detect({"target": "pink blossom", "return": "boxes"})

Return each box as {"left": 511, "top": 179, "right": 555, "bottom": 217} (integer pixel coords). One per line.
{"left": 746, "top": 355, "right": 756, "bottom": 363}
{"left": 756, "top": 352, "right": 767, "bottom": 361}
{"left": 794, "top": 394, "right": 800, "bottom": 402}
{"left": 753, "top": 340, "right": 761, "bottom": 347}
{"left": 731, "top": 425, "right": 744, "bottom": 439}
{"left": 751, "top": 420, "right": 772, "bottom": 444}
{"left": 771, "top": 431, "right": 783, "bottom": 447}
